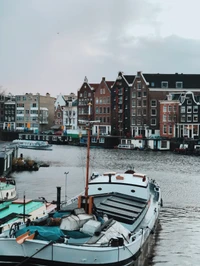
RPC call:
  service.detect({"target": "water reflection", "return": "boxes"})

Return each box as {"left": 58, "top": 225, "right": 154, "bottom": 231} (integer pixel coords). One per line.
{"left": 11, "top": 145, "right": 200, "bottom": 266}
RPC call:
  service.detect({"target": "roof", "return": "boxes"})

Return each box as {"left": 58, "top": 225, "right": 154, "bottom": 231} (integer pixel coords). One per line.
{"left": 123, "top": 75, "right": 135, "bottom": 85}
{"left": 143, "top": 73, "right": 200, "bottom": 88}
{"left": 105, "top": 81, "right": 114, "bottom": 88}
{"left": 89, "top": 83, "right": 99, "bottom": 91}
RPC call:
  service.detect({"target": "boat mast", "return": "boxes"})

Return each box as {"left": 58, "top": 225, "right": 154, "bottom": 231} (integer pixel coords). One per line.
{"left": 85, "top": 102, "right": 92, "bottom": 200}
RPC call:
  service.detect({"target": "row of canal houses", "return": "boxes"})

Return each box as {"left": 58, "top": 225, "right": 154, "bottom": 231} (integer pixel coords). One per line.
{"left": 73, "top": 72, "right": 200, "bottom": 142}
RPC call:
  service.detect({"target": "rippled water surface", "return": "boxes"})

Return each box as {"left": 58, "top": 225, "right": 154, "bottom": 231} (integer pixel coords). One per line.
{"left": 11, "top": 145, "right": 200, "bottom": 265}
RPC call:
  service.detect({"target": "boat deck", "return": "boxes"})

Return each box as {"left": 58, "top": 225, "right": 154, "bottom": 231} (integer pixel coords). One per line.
{"left": 94, "top": 193, "right": 147, "bottom": 224}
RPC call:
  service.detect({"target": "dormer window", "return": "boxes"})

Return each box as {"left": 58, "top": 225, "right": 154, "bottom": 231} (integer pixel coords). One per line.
{"left": 161, "top": 81, "right": 168, "bottom": 88}
{"left": 151, "top": 82, "right": 155, "bottom": 87}
{"left": 176, "top": 82, "right": 183, "bottom": 88}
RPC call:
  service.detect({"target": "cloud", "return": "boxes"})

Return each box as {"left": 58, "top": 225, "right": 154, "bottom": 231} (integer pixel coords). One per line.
{"left": 0, "top": 0, "right": 200, "bottom": 96}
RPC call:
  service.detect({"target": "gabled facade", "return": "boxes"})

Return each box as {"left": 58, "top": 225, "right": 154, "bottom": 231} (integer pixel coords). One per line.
{"left": 111, "top": 72, "right": 135, "bottom": 137}
{"left": 131, "top": 71, "right": 149, "bottom": 137}
{"left": 178, "top": 91, "right": 200, "bottom": 138}
{"left": 159, "top": 94, "right": 180, "bottom": 138}
{"left": 63, "top": 99, "right": 78, "bottom": 131}
{"left": 93, "top": 77, "right": 114, "bottom": 135}
{"left": 54, "top": 105, "right": 63, "bottom": 128}
{"left": 55, "top": 94, "right": 67, "bottom": 109}
{"left": 3, "top": 99, "right": 16, "bottom": 131}
{"left": 77, "top": 77, "right": 97, "bottom": 130}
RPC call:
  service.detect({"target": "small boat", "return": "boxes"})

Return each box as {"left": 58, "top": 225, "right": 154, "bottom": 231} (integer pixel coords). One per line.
{"left": 0, "top": 197, "right": 57, "bottom": 235}
{"left": 0, "top": 104, "right": 162, "bottom": 265}
{"left": 12, "top": 140, "right": 53, "bottom": 150}
{"left": 116, "top": 143, "right": 135, "bottom": 150}
{"left": 0, "top": 177, "right": 17, "bottom": 202}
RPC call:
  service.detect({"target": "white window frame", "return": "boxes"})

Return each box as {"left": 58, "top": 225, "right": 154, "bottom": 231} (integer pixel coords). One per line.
{"left": 176, "top": 82, "right": 183, "bottom": 88}
{"left": 161, "top": 81, "right": 168, "bottom": 88}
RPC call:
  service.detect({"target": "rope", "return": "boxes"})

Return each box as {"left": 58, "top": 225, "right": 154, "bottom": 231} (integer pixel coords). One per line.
{"left": 15, "top": 240, "right": 54, "bottom": 266}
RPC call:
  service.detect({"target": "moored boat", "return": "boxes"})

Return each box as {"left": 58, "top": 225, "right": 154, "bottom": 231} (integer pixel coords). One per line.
{"left": 0, "top": 177, "right": 17, "bottom": 202}
{"left": 116, "top": 143, "right": 135, "bottom": 150}
{"left": 0, "top": 104, "right": 162, "bottom": 266}
{"left": 12, "top": 140, "right": 53, "bottom": 150}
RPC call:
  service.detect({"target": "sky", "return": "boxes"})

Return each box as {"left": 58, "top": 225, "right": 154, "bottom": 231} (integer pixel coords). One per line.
{"left": 1, "top": 0, "right": 200, "bottom": 98}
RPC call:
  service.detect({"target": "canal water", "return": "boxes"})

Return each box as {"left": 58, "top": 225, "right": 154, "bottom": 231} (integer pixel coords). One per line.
{"left": 11, "top": 145, "right": 200, "bottom": 266}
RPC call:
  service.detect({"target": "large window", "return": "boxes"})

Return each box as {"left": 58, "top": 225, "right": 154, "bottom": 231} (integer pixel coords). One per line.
{"left": 163, "top": 105, "right": 167, "bottom": 112}
{"left": 169, "top": 125, "right": 172, "bottom": 134}
{"left": 187, "top": 106, "right": 192, "bottom": 113}
{"left": 163, "top": 114, "right": 166, "bottom": 122}
{"left": 194, "top": 114, "right": 198, "bottom": 122}
{"left": 181, "top": 106, "right": 185, "bottom": 113}
{"left": 151, "top": 109, "right": 157, "bottom": 116}
{"left": 151, "top": 100, "right": 157, "bottom": 107}
{"left": 151, "top": 118, "right": 156, "bottom": 125}
{"left": 163, "top": 125, "right": 167, "bottom": 134}
{"left": 181, "top": 115, "right": 185, "bottom": 122}
{"left": 161, "top": 81, "right": 168, "bottom": 88}
{"left": 176, "top": 82, "right": 183, "bottom": 88}
{"left": 193, "top": 106, "right": 198, "bottom": 113}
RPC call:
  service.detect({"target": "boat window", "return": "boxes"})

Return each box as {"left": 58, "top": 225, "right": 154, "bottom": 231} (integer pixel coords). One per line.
{"left": 98, "top": 187, "right": 102, "bottom": 190}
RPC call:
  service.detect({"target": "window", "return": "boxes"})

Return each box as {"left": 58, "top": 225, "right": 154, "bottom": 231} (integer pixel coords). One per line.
{"left": 151, "top": 82, "right": 155, "bottom": 87}
{"left": 168, "top": 105, "right": 172, "bottom": 112}
{"left": 132, "top": 118, "right": 136, "bottom": 124}
{"left": 137, "top": 109, "right": 141, "bottom": 116}
{"left": 137, "top": 91, "right": 141, "bottom": 97}
{"left": 151, "top": 118, "right": 156, "bottom": 125}
{"left": 187, "top": 106, "right": 192, "bottom": 113}
{"left": 137, "top": 100, "right": 141, "bottom": 106}
{"left": 181, "top": 115, "right": 185, "bottom": 122}
{"left": 193, "top": 106, "right": 198, "bottom": 113}
{"left": 84, "top": 91, "right": 87, "bottom": 98}
{"left": 95, "top": 107, "right": 99, "bottom": 114}
{"left": 151, "top": 109, "right": 157, "bottom": 116}
{"left": 163, "top": 105, "right": 167, "bottom": 112}
{"left": 163, "top": 125, "right": 167, "bottom": 134}
{"left": 32, "top": 103, "right": 37, "bottom": 107}
{"left": 161, "top": 140, "right": 167, "bottom": 148}
{"left": 187, "top": 99, "right": 192, "bottom": 105}
{"left": 163, "top": 114, "right": 166, "bottom": 122}
{"left": 173, "top": 106, "right": 177, "bottom": 112}
{"left": 143, "top": 109, "right": 147, "bottom": 115}
{"left": 169, "top": 125, "right": 172, "bottom": 134}
{"left": 181, "top": 106, "right": 185, "bottom": 113}
{"left": 187, "top": 115, "right": 192, "bottom": 122}
{"left": 132, "top": 109, "right": 136, "bottom": 115}
{"left": 151, "top": 100, "right": 157, "bottom": 107}
{"left": 176, "top": 82, "right": 183, "bottom": 88}
{"left": 96, "top": 98, "right": 98, "bottom": 104}
{"left": 132, "top": 92, "right": 136, "bottom": 98}
{"left": 143, "top": 91, "right": 147, "bottom": 97}
{"left": 143, "top": 100, "right": 146, "bottom": 107}
{"left": 132, "top": 100, "right": 136, "bottom": 107}
{"left": 137, "top": 82, "right": 141, "bottom": 90}
{"left": 194, "top": 114, "right": 198, "bottom": 122}
{"left": 107, "top": 107, "right": 110, "bottom": 113}
{"left": 168, "top": 114, "right": 172, "bottom": 122}
{"left": 161, "top": 81, "right": 168, "bottom": 88}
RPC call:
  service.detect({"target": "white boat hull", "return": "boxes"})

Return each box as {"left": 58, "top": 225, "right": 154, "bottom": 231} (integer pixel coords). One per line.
{"left": 0, "top": 192, "right": 161, "bottom": 266}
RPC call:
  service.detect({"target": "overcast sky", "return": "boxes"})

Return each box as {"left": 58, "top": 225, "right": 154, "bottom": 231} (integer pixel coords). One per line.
{"left": 1, "top": 0, "right": 200, "bottom": 97}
